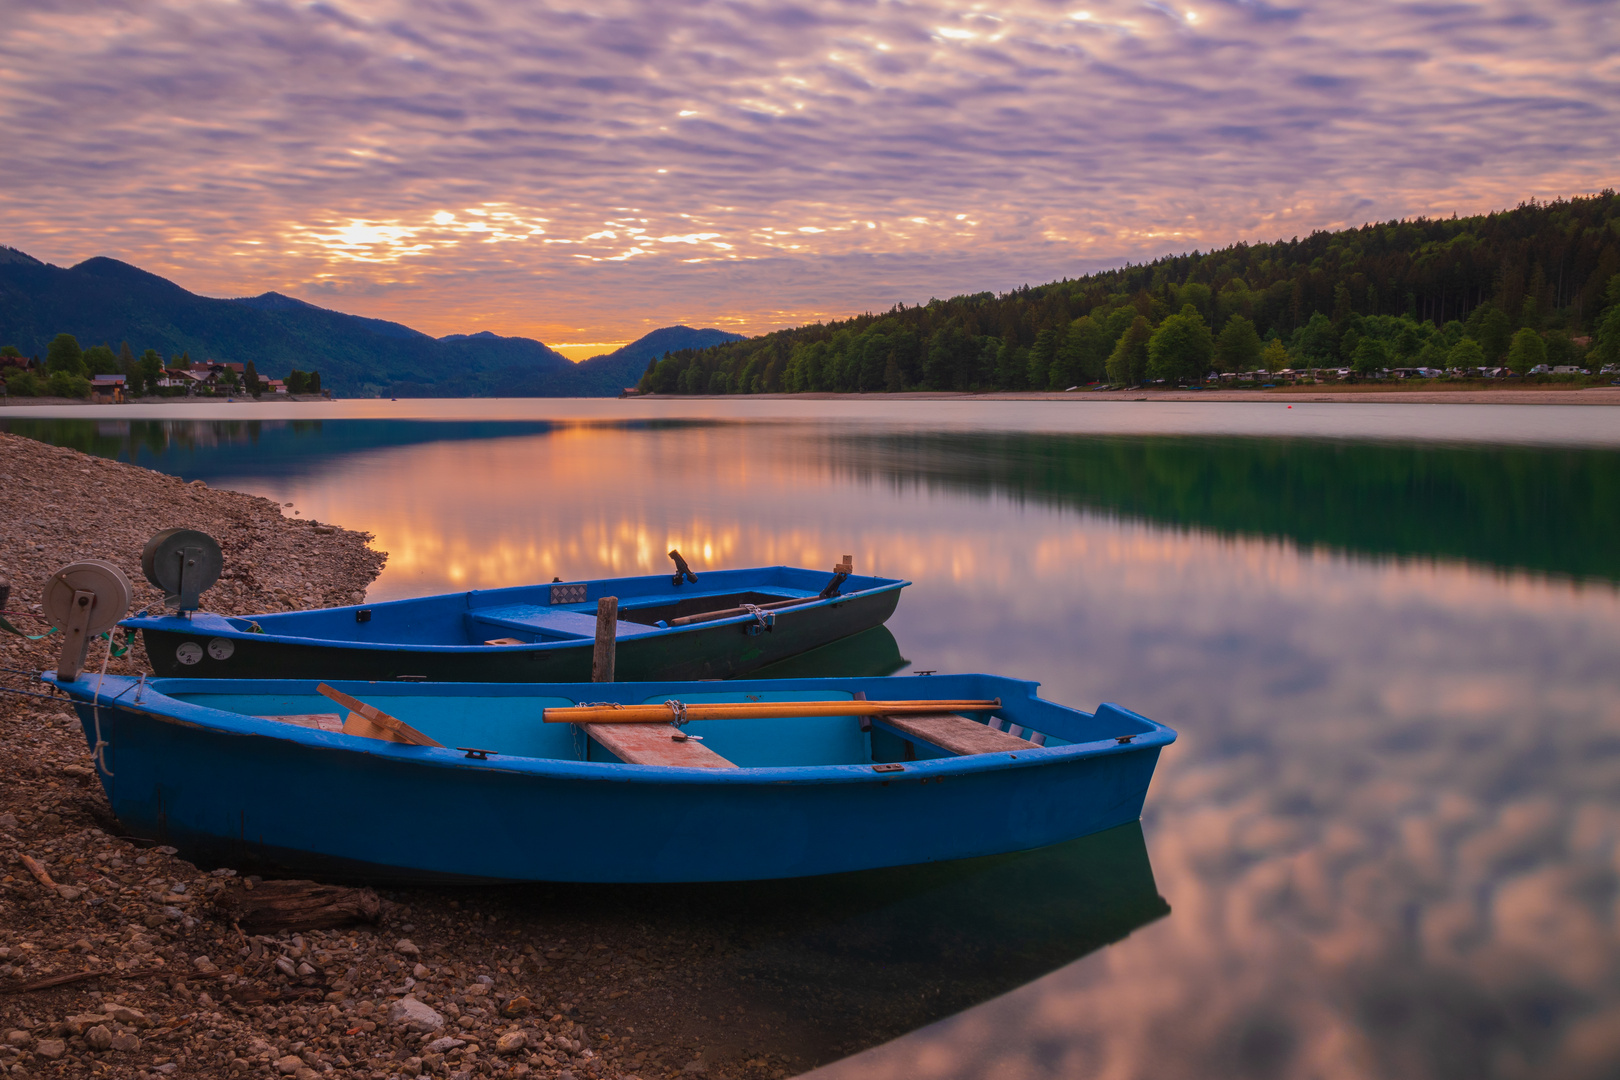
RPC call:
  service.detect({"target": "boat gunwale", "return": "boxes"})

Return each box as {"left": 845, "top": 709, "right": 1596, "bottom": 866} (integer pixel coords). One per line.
{"left": 117, "top": 568, "right": 911, "bottom": 654}
{"left": 51, "top": 673, "right": 1175, "bottom": 786}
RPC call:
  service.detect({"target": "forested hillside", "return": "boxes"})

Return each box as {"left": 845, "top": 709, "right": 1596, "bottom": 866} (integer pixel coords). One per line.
{"left": 639, "top": 192, "right": 1620, "bottom": 394}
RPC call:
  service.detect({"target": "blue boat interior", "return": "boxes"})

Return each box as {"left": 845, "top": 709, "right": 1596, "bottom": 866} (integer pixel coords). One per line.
{"left": 124, "top": 566, "right": 905, "bottom": 650}
{"left": 152, "top": 675, "right": 1161, "bottom": 771}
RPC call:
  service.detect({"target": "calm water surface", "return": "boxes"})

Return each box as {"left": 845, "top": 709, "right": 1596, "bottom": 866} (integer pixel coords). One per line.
{"left": 7, "top": 400, "right": 1620, "bottom": 1080}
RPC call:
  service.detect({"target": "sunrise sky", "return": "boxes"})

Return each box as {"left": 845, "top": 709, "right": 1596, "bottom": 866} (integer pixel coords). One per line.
{"left": 3, "top": 0, "right": 1616, "bottom": 356}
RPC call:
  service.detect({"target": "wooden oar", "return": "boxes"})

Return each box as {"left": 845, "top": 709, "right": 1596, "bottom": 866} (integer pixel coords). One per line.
{"left": 544, "top": 699, "right": 1001, "bottom": 725}
{"left": 316, "top": 684, "right": 443, "bottom": 747}
{"left": 666, "top": 596, "right": 821, "bottom": 627}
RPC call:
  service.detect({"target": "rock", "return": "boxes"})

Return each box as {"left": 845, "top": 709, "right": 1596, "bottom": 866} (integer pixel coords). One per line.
{"left": 412, "top": 962, "right": 429, "bottom": 979}
{"left": 394, "top": 939, "right": 421, "bottom": 957}
{"left": 465, "top": 982, "right": 490, "bottom": 997}
{"left": 496, "top": 1032, "right": 527, "bottom": 1055}
{"left": 274, "top": 1053, "right": 304, "bottom": 1074}
{"left": 110, "top": 1032, "right": 140, "bottom": 1052}
{"left": 4, "top": 1030, "right": 31, "bottom": 1048}
{"left": 109, "top": 1005, "right": 147, "bottom": 1026}
{"left": 296, "top": 961, "right": 316, "bottom": 977}
{"left": 55, "top": 885, "right": 84, "bottom": 900}
{"left": 388, "top": 997, "right": 444, "bottom": 1033}
{"left": 84, "top": 1025, "right": 113, "bottom": 1051}
{"left": 502, "top": 995, "right": 532, "bottom": 1017}
{"left": 426, "top": 1037, "right": 465, "bottom": 1054}
{"left": 295, "top": 1068, "right": 320, "bottom": 1080}
{"left": 274, "top": 955, "right": 297, "bottom": 978}
{"left": 193, "top": 955, "right": 218, "bottom": 973}
{"left": 34, "top": 1039, "right": 65, "bottom": 1060}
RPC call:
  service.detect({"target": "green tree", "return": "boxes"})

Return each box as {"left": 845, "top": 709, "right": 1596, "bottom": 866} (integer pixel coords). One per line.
{"left": 0, "top": 345, "right": 19, "bottom": 358}
{"left": 140, "top": 349, "right": 163, "bottom": 386}
{"left": 1478, "top": 306, "right": 1513, "bottom": 362}
{"left": 1214, "top": 315, "right": 1262, "bottom": 373}
{"left": 46, "top": 333, "right": 85, "bottom": 376}
{"left": 1449, "top": 337, "right": 1487, "bottom": 371}
{"left": 1054, "top": 315, "right": 1110, "bottom": 385}
{"left": 1351, "top": 337, "right": 1389, "bottom": 375}
{"left": 1260, "top": 338, "right": 1290, "bottom": 374}
{"left": 1505, "top": 327, "right": 1546, "bottom": 376}
{"left": 47, "top": 370, "right": 91, "bottom": 398}
{"left": 1292, "top": 313, "right": 1336, "bottom": 366}
{"left": 82, "top": 344, "right": 120, "bottom": 375}
{"left": 5, "top": 371, "right": 44, "bottom": 396}
{"left": 1105, "top": 316, "right": 1152, "bottom": 385}
{"left": 1147, "top": 304, "right": 1214, "bottom": 383}
{"left": 1026, "top": 327, "right": 1059, "bottom": 390}
{"left": 244, "top": 360, "right": 262, "bottom": 398}
{"left": 1590, "top": 301, "right": 1620, "bottom": 372}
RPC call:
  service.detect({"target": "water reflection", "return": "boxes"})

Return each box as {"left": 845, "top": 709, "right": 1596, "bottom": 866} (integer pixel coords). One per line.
{"left": 10, "top": 414, "right": 1620, "bottom": 1078}
{"left": 489, "top": 823, "right": 1166, "bottom": 1070}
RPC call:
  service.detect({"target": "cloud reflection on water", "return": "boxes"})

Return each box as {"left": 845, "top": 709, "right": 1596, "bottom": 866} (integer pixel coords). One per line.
{"left": 211, "top": 422, "right": 1620, "bottom": 1078}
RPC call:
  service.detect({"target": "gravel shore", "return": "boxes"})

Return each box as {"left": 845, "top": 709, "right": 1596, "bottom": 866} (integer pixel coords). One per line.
{"left": 1, "top": 433, "right": 833, "bottom": 1080}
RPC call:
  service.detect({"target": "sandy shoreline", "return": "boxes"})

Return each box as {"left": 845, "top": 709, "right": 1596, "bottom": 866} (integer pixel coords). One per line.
{"left": 0, "top": 432, "right": 826, "bottom": 1080}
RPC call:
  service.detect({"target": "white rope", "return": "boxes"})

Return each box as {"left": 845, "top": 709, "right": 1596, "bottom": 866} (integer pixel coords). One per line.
{"left": 90, "top": 631, "right": 114, "bottom": 776}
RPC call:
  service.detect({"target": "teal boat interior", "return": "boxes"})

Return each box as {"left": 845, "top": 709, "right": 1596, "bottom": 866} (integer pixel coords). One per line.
{"left": 116, "top": 674, "right": 1167, "bottom": 775}
{"left": 122, "top": 566, "right": 908, "bottom": 650}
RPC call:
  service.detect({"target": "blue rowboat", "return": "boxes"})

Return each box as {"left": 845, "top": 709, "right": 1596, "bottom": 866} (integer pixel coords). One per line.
{"left": 49, "top": 673, "right": 1174, "bottom": 883}
{"left": 121, "top": 565, "right": 909, "bottom": 683}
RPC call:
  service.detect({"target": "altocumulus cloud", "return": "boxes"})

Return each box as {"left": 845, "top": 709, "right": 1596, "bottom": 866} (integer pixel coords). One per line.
{"left": 0, "top": 0, "right": 1615, "bottom": 342}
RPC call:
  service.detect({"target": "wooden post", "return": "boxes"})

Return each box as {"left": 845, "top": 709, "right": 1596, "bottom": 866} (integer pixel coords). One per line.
{"left": 592, "top": 596, "right": 618, "bottom": 682}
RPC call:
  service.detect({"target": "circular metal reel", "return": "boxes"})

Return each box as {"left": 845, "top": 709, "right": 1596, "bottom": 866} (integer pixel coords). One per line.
{"left": 141, "top": 528, "right": 224, "bottom": 612}
{"left": 42, "top": 560, "right": 133, "bottom": 635}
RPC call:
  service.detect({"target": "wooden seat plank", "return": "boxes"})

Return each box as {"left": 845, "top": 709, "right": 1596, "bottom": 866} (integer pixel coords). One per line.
{"left": 582, "top": 723, "right": 738, "bottom": 769}
{"left": 876, "top": 712, "right": 1037, "bottom": 756}
{"left": 255, "top": 713, "right": 344, "bottom": 733}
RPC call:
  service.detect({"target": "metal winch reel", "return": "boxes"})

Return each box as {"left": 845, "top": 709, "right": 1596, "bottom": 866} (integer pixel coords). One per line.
{"left": 141, "top": 528, "right": 224, "bottom": 614}
{"left": 42, "top": 560, "right": 133, "bottom": 681}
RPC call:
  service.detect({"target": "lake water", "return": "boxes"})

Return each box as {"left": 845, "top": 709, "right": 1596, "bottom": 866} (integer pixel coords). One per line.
{"left": 6, "top": 399, "right": 1620, "bottom": 1079}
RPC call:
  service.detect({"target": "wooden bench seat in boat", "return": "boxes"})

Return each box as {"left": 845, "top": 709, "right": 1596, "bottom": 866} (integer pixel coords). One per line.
{"left": 876, "top": 711, "right": 1038, "bottom": 756}
{"left": 469, "top": 605, "right": 665, "bottom": 642}
{"left": 582, "top": 723, "right": 738, "bottom": 769}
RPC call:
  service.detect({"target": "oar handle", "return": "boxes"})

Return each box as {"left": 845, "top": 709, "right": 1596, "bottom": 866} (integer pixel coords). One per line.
{"left": 544, "top": 698, "right": 1001, "bottom": 724}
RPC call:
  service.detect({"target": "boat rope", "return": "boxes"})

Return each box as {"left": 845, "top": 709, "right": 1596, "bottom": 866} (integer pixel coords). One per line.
{"left": 90, "top": 632, "right": 115, "bottom": 776}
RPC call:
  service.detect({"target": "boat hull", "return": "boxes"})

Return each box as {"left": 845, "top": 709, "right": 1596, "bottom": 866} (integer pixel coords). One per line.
{"left": 132, "top": 571, "right": 904, "bottom": 682}
{"left": 56, "top": 675, "right": 1172, "bottom": 884}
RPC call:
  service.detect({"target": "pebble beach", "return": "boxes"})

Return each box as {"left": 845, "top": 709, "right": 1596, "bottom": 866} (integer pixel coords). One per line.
{"left": 0, "top": 432, "right": 833, "bottom": 1080}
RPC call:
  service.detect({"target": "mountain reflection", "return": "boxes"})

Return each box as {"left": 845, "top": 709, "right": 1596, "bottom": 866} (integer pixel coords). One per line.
{"left": 10, "top": 417, "right": 1616, "bottom": 584}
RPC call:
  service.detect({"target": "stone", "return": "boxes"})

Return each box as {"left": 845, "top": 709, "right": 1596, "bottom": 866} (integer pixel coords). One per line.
{"left": 192, "top": 955, "right": 218, "bottom": 973}
{"left": 274, "top": 955, "right": 297, "bottom": 978}
{"left": 4, "top": 1031, "right": 31, "bottom": 1048}
{"left": 294, "top": 1069, "right": 319, "bottom": 1080}
{"left": 296, "top": 961, "right": 316, "bottom": 977}
{"left": 387, "top": 997, "right": 444, "bottom": 1033}
{"left": 501, "top": 996, "right": 531, "bottom": 1017}
{"left": 464, "top": 982, "right": 490, "bottom": 997}
{"left": 394, "top": 939, "right": 420, "bottom": 957}
{"left": 412, "top": 963, "right": 429, "bottom": 979}
{"left": 274, "top": 1054, "right": 304, "bottom": 1074}
{"left": 55, "top": 885, "right": 84, "bottom": 900}
{"left": 33, "top": 1040, "right": 65, "bottom": 1060}
{"left": 84, "top": 1025, "right": 113, "bottom": 1051}
{"left": 110, "top": 1032, "right": 140, "bottom": 1052}
{"left": 425, "top": 1037, "right": 465, "bottom": 1054}
{"left": 108, "top": 1006, "right": 147, "bottom": 1026}
{"left": 495, "top": 1032, "right": 527, "bottom": 1055}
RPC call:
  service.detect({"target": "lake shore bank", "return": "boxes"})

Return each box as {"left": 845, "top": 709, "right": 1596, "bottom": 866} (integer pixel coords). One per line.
{"left": 0, "top": 432, "right": 815, "bottom": 1080}
{"left": 645, "top": 385, "right": 1620, "bottom": 405}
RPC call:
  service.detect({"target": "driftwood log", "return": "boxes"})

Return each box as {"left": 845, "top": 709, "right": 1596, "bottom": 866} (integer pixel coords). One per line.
{"left": 214, "top": 880, "right": 382, "bottom": 933}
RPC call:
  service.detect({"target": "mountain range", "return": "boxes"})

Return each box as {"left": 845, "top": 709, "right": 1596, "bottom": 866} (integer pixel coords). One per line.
{"left": 0, "top": 247, "right": 743, "bottom": 396}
